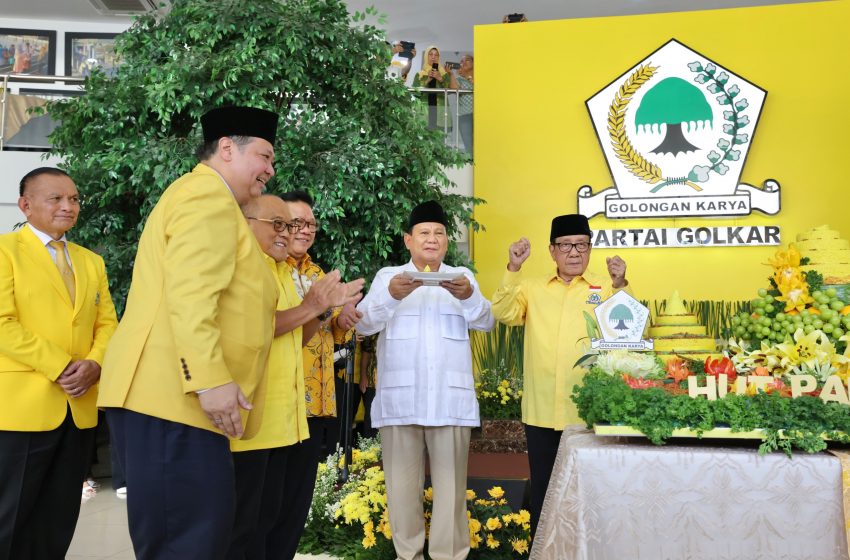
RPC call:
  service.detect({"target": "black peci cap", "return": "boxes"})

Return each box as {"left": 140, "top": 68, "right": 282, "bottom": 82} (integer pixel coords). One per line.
{"left": 550, "top": 214, "right": 591, "bottom": 242}
{"left": 201, "top": 106, "right": 279, "bottom": 145}
{"left": 408, "top": 200, "right": 448, "bottom": 231}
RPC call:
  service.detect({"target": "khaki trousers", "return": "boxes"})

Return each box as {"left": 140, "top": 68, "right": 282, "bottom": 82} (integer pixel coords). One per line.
{"left": 380, "top": 425, "right": 471, "bottom": 560}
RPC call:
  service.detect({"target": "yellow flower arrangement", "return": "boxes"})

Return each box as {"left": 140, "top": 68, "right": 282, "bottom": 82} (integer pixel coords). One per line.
{"left": 302, "top": 435, "right": 532, "bottom": 559}
{"left": 729, "top": 328, "right": 849, "bottom": 386}
{"left": 377, "top": 508, "right": 392, "bottom": 540}
{"left": 476, "top": 368, "right": 522, "bottom": 420}
{"left": 511, "top": 538, "right": 529, "bottom": 554}
{"left": 766, "top": 244, "right": 802, "bottom": 270}
{"left": 763, "top": 244, "right": 815, "bottom": 313}
{"left": 774, "top": 273, "right": 814, "bottom": 313}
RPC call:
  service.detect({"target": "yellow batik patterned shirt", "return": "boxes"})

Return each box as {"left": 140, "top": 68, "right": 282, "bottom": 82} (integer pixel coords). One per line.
{"left": 287, "top": 253, "right": 351, "bottom": 417}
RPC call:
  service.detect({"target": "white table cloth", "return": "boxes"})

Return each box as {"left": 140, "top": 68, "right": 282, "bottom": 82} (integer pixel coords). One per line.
{"left": 531, "top": 426, "right": 848, "bottom": 560}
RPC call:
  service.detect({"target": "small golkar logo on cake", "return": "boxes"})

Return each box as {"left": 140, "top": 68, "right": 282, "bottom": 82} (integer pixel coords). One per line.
{"left": 591, "top": 291, "right": 653, "bottom": 350}
{"left": 579, "top": 39, "right": 781, "bottom": 249}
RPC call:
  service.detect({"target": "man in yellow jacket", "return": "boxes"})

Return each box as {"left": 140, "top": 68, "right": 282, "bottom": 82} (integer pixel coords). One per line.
{"left": 98, "top": 106, "right": 280, "bottom": 560}
{"left": 0, "top": 167, "right": 118, "bottom": 560}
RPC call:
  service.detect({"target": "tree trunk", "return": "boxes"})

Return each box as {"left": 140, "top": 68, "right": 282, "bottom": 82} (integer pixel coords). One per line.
{"left": 651, "top": 122, "right": 699, "bottom": 155}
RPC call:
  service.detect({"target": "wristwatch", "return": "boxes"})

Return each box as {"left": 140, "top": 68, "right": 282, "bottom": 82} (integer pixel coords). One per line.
{"left": 317, "top": 308, "right": 333, "bottom": 322}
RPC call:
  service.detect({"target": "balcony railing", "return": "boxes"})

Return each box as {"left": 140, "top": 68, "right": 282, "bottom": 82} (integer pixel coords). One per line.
{"left": 409, "top": 87, "right": 473, "bottom": 156}
{"left": 1, "top": 75, "right": 473, "bottom": 156}
{"left": 0, "top": 73, "right": 84, "bottom": 151}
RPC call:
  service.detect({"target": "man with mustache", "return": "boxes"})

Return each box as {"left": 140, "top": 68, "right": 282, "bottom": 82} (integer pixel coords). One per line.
{"left": 0, "top": 167, "right": 118, "bottom": 560}
{"left": 357, "top": 200, "right": 494, "bottom": 560}
{"left": 492, "top": 213, "right": 630, "bottom": 537}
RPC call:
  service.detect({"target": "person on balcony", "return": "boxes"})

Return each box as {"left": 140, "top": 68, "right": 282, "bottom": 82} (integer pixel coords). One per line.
{"left": 491, "top": 214, "right": 631, "bottom": 537}
{"left": 357, "top": 200, "right": 494, "bottom": 560}
{"left": 389, "top": 42, "right": 416, "bottom": 82}
{"left": 449, "top": 54, "right": 474, "bottom": 156}
{"left": 416, "top": 46, "right": 452, "bottom": 131}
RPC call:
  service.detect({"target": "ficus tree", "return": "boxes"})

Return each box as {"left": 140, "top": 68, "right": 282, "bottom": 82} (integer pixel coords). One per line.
{"left": 45, "top": 0, "right": 475, "bottom": 312}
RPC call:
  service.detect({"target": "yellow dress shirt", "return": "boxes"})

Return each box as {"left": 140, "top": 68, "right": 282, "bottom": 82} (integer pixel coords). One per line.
{"left": 491, "top": 268, "right": 632, "bottom": 430}
{"left": 232, "top": 259, "right": 309, "bottom": 452}
{"left": 287, "top": 253, "right": 350, "bottom": 418}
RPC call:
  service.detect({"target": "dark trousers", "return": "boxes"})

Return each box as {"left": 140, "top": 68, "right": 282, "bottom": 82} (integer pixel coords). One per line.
{"left": 235, "top": 416, "right": 337, "bottom": 557}
{"left": 107, "top": 408, "right": 235, "bottom": 560}
{"left": 283, "top": 435, "right": 326, "bottom": 557}
{"left": 109, "top": 438, "right": 126, "bottom": 489}
{"left": 524, "top": 423, "right": 563, "bottom": 538}
{"left": 306, "top": 415, "right": 338, "bottom": 464}
{"left": 0, "top": 408, "right": 94, "bottom": 560}
{"left": 227, "top": 444, "right": 311, "bottom": 560}
{"left": 359, "top": 388, "right": 377, "bottom": 439}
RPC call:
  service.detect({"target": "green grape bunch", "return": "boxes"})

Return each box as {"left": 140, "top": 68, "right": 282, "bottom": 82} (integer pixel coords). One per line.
{"left": 730, "top": 287, "right": 850, "bottom": 348}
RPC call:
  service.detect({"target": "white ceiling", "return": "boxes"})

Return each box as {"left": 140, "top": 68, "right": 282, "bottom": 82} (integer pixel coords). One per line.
{"left": 0, "top": 0, "right": 822, "bottom": 51}
{"left": 0, "top": 0, "right": 135, "bottom": 23}
{"left": 345, "top": 0, "right": 822, "bottom": 52}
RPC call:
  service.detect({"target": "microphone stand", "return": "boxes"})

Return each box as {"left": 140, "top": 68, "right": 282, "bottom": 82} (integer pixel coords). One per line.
{"left": 338, "top": 336, "right": 356, "bottom": 484}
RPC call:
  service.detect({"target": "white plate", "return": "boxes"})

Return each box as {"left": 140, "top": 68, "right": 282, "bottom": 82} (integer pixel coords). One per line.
{"left": 402, "top": 271, "right": 465, "bottom": 285}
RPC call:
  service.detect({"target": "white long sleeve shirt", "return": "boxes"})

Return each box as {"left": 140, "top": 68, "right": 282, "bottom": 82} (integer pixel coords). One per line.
{"left": 356, "top": 261, "right": 494, "bottom": 428}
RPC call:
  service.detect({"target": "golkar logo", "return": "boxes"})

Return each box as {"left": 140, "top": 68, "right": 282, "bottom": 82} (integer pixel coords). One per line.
{"left": 578, "top": 40, "right": 780, "bottom": 248}
{"left": 591, "top": 291, "right": 653, "bottom": 350}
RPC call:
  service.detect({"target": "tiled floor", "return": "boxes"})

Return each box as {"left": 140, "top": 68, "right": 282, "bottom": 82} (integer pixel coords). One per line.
{"left": 68, "top": 478, "right": 336, "bottom": 559}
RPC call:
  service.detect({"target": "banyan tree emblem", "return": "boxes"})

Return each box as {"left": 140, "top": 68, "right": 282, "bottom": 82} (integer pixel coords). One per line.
{"left": 591, "top": 291, "right": 653, "bottom": 350}
{"left": 579, "top": 39, "right": 778, "bottom": 219}
{"left": 609, "top": 304, "right": 634, "bottom": 331}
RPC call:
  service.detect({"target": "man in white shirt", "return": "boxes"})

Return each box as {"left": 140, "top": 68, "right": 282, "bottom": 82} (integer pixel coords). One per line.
{"left": 356, "top": 201, "right": 493, "bottom": 560}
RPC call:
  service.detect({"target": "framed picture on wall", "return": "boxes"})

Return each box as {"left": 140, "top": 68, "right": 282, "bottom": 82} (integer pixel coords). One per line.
{"left": 0, "top": 28, "right": 57, "bottom": 76}
{"left": 65, "top": 32, "right": 120, "bottom": 78}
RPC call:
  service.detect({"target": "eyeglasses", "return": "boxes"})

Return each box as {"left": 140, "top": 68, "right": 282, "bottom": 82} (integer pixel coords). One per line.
{"left": 246, "top": 217, "right": 301, "bottom": 233}
{"left": 552, "top": 242, "right": 591, "bottom": 254}
{"left": 291, "top": 218, "right": 320, "bottom": 233}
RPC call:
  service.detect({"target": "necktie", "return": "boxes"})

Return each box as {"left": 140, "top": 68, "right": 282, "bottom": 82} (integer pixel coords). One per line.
{"left": 48, "top": 240, "right": 76, "bottom": 305}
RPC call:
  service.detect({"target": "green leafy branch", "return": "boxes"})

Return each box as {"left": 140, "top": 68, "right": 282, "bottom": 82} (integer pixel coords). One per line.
{"left": 686, "top": 61, "right": 750, "bottom": 184}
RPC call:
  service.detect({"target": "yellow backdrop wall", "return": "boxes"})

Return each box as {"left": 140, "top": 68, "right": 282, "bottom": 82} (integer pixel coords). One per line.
{"left": 473, "top": 0, "right": 850, "bottom": 303}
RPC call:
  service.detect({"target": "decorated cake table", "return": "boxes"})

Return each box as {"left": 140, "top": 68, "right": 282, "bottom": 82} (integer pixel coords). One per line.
{"left": 546, "top": 229, "right": 850, "bottom": 558}
{"left": 530, "top": 426, "right": 847, "bottom": 560}
{"left": 575, "top": 229, "right": 850, "bottom": 455}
